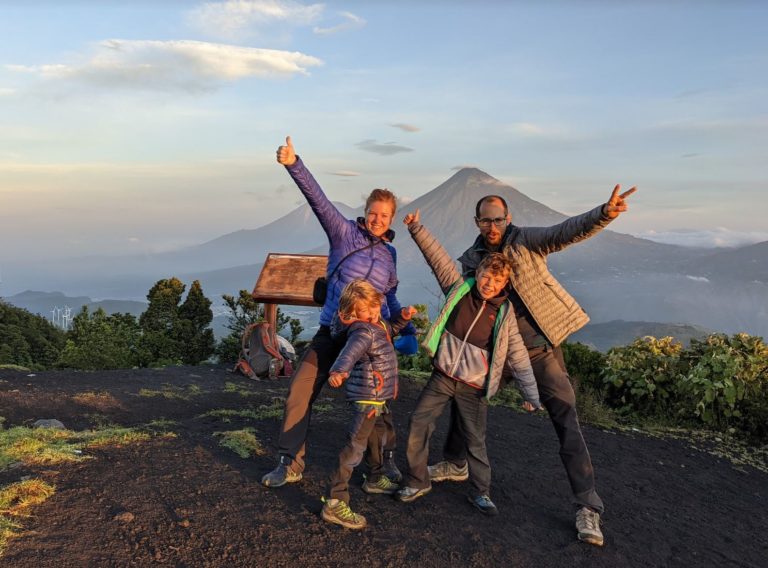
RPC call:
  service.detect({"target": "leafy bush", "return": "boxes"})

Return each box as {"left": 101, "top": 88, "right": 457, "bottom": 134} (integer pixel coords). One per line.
{"left": 603, "top": 337, "right": 683, "bottom": 416}
{"left": 677, "top": 333, "right": 768, "bottom": 436}
{"left": 397, "top": 304, "right": 432, "bottom": 373}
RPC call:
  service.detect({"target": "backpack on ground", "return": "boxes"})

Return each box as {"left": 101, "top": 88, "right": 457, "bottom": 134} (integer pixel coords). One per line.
{"left": 233, "top": 322, "right": 294, "bottom": 380}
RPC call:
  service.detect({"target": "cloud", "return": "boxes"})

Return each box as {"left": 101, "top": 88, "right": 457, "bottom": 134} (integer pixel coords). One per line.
{"left": 390, "top": 123, "right": 420, "bottom": 133}
{"left": 329, "top": 170, "right": 361, "bottom": 177}
{"left": 451, "top": 164, "right": 478, "bottom": 171}
{"left": 187, "top": 0, "right": 324, "bottom": 39}
{"left": 127, "top": 237, "right": 141, "bottom": 244}
{"left": 355, "top": 139, "right": 413, "bottom": 156}
{"left": 7, "top": 39, "right": 323, "bottom": 93}
{"left": 314, "top": 11, "right": 366, "bottom": 35}
{"left": 636, "top": 228, "right": 768, "bottom": 248}
{"left": 0, "top": 88, "right": 16, "bottom": 96}
{"left": 681, "top": 153, "right": 701, "bottom": 158}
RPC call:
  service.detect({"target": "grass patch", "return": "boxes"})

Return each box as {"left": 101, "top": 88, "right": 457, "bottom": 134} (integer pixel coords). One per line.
{"left": 214, "top": 428, "right": 266, "bottom": 458}
{"left": 138, "top": 384, "right": 204, "bottom": 400}
{"left": 72, "top": 391, "right": 123, "bottom": 410}
{"left": 143, "top": 419, "right": 179, "bottom": 433}
{"left": 0, "top": 365, "right": 31, "bottom": 372}
{"left": 0, "top": 425, "right": 159, "bottom": 471}
{"left": 223, "top": 382, "right": 257, "bottom": 396}
{"left": 200, "top": 409, "right": 263, "bottom": 423}
{"left": 0, "top": 479, "right": 55, "bottom": 555}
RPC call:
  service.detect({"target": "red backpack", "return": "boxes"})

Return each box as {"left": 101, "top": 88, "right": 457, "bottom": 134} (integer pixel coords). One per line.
{"left": 233, "top": 322, "right": 294, "bottom": 380}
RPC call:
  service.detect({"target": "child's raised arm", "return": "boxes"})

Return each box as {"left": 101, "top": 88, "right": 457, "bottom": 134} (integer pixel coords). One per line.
{"left": 403, "top": 209, "right": 461, "bottom": 294}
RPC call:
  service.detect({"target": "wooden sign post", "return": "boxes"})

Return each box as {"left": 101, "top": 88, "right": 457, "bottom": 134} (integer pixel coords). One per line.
{"left": 251, "top": 253, "right": 327, "bottom": 331}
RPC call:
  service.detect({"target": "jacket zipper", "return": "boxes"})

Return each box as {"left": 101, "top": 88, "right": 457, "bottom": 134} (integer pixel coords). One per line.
{"left": 449, "top": 299, "right": 486, "bottom": 377}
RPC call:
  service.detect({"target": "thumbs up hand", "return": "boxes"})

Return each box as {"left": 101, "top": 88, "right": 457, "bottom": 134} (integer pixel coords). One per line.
{"left": 276, "top": 136, "right": 297, "bottom": 166}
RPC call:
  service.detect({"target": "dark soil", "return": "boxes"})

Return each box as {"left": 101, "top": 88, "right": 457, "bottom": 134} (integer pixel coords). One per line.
{"left": 0, "top": 366, "right": 765, "bottom": 568}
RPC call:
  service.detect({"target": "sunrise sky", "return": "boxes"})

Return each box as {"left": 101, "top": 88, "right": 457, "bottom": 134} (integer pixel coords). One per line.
{"left": 1, "top": 1, "right": 766, "bottom": 263}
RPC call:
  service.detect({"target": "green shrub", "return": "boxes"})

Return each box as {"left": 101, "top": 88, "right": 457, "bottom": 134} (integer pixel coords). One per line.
{"left": 603, "top": 336, "right": 683, "bottom": 416}
{"left": 0, "top": 302, "right": 65, "bottom": 370}
{"left": 677, "top": 333, "right": 768, "bottom": 436}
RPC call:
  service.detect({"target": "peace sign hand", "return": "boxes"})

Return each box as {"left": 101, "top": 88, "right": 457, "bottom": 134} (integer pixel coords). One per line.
{"left": 276, "top": 136, "right": 297, "bottom": 166}
{"left": 603, "top": 185, "right": 637, "bottom": 219}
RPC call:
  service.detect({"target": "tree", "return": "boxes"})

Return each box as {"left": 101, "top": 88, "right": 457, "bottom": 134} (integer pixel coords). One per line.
{"left": 58, "top": 307, "right": 141, "bottom": 370}
{"left": 0, "top": 301, "right": 65, "bottom": 369}
{"left": 138, "top": 278, "right": 186, "bottom": 366}
{"left": 177, "top": 280, "right": 215, "bottom": 365}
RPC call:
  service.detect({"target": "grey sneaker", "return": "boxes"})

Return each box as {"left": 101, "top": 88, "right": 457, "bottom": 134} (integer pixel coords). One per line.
{"left": 576, "top": 507, "right": 604, "bottom": 546}
{"left": 468, "top": 494, "right": 499, "bottom": 516}
{"left": 362, "top": 475, "right": 399, "bottom": 495}
{"left": 428, "top": 460, "right": 469, "bottom": 482}
{"left": 321, "top": 499, "right": 367, "bottom": 530}
{"left": 382, "top": 450, "right": 403, "bottom": 483}
{"left": 395, "top": 485, "right": 432, "bottom": 503}
{"left": 260, "top": 456, "right": 302, "bottom": 488}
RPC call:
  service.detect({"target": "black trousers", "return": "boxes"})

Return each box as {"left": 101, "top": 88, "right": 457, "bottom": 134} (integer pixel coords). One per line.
{"left": 277, "top": 326, "right": 397, "bottom": 473}
{"left": 443, "top": 345, "right": 605, "bottom": 513}
{"left": 405, "top": 373, "right": 491, "bottom": 497}
{"left": 329, "top": 403, "right": 390, "bottom": 503}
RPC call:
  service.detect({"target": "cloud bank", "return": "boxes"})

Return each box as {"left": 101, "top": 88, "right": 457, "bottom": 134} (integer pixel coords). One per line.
{"left": 8, "top": 39, "right": 323, "bottom": 92}
{"left": 390, "top": 123, "right": 420, "bottom": 133}
{"left": 314, "top": 11, "right": 366, "bottom": 35}
{"left": 355, "top": 139, "right": 413, "bottom": 156}
{"left": 187, "top": 0, "right": 324, "bottom": 39}
{"left": 637, "top": 228, "right": 768, "bottom": 248}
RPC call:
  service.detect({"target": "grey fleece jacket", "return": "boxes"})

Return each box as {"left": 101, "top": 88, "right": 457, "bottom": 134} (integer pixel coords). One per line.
{"left": 408, "top": 221, "right": 540, "bottom": 406}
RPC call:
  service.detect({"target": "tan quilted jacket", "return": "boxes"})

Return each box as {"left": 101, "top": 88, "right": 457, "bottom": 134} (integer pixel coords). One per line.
{"left": 457, "top": 204, "right": 613, "bottom": 347}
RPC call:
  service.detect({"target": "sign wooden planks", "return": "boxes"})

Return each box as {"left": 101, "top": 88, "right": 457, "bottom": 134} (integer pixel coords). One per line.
{"left": 251, "top": 253, "right": 327, "bottom": 306}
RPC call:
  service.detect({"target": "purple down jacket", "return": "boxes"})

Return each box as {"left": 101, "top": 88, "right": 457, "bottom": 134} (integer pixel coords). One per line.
{"left": 285, "top": 157, "right": 414, "bottom": 336}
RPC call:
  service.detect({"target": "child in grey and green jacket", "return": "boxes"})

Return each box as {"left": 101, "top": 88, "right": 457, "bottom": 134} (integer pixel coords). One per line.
{"left": 395, "top": 209, "right": 541, "bottom": 516}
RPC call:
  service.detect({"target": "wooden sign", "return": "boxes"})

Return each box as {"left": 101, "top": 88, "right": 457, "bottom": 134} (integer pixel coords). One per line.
{"left": 251, "top": 253, "right": 327, "bottom": 307}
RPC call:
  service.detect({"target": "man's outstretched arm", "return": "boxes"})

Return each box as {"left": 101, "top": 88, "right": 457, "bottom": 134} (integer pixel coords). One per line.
{"left": 514, "top": 185, "right": 637, "bottom": 255}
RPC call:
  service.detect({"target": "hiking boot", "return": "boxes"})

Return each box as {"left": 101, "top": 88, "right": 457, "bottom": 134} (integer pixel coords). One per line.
{"left": 261, "top": 456, "right": 302, "bottom": 488}
{"left": 362, "top": 475, "right": 399, "bottom": 495}
{"left": 395, "top": 485, "right": 432, "bottom": 503}
{"left": 575, "top": 507, "right": 604, "bottom": 547}
{"left": 382, "top": 450, "right": 403, "bottom": 483}
{"left": 468, "top": 494, "right": 499, "bottom": 516}
{"left": 321, "top": 499, "right": 367, "bottom": 530}
{"left": 428, "top": 460, "right": 469, "bottom": 482}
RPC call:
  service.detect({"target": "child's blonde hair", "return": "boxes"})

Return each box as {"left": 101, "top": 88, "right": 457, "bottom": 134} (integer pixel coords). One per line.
{"left": 477, "top": 252, "right": 512, "bottom": 279}
{"left": 338, "top": 279, "right": 384, "bottom": 321}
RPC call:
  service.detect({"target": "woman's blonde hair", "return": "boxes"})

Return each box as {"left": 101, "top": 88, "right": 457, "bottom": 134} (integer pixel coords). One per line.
{"left": 365, "top": 188, "right": 397, "bottom": 216}
{"left": 338, "top": 279, "right": 384, "bottom": 321}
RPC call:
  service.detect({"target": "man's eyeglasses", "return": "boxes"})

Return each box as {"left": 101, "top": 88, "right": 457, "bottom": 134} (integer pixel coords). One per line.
{"left": 475, "top": 217, "right": 507, "bottom": 228}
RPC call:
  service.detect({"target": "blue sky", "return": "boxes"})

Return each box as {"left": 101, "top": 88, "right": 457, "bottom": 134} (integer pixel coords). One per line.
{"left": 1, "top": 0, "right": 766, "bottom": 262}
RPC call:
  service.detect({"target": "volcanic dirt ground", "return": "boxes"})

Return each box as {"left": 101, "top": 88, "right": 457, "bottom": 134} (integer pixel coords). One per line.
{"left": 0, "top": 366, "right": 765, "bottom": 568}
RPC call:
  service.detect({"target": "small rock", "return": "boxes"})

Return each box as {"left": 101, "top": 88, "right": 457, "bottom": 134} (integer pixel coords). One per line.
{"left": 114, "top": 512, "right": 135, "bottom": 523}
{"left": 178, "top": 519, "right": 191, "bottom": 528}
{"left": 26, "top": 374, "right": 36, "bottom": 377}
{"left": 33, "top": 419, "right": 65, "bottom": 429}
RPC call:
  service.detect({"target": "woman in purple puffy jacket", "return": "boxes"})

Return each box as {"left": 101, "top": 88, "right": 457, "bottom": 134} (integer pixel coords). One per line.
{"left": 261, "top": 136, "right": 416, "bottom": 488}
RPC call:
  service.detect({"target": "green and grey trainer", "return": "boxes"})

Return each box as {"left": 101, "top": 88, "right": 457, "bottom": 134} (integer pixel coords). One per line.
{"left": 428, "top": 460, "right": 469, "bottom": 482}
{"left": 362, "top": 475, "right": 399, "bottom": 495}
{"left": 321, "top": 499, "right": 367, "bottom": 530}
{"left": 576, "top": 507, "right": 604, "bottom": 547}
{"left": 261, "top": 457, "right": 302, "bottom": 488}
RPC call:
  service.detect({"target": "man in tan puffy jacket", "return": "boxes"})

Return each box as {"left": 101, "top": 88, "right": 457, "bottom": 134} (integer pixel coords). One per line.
{"left": 428, "top": 185, "right": 635, "bottom": 547}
